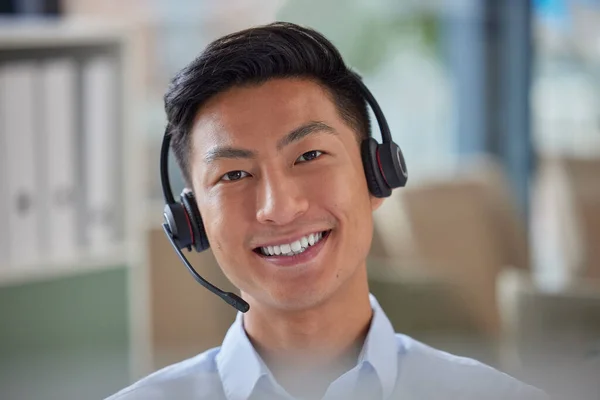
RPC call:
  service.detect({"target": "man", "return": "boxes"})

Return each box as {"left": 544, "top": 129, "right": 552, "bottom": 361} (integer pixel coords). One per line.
{"left": 108, "top": 22, "right": 547, "bottom": 399}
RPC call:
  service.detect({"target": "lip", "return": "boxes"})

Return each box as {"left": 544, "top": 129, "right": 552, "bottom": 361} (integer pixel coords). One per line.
{"left": 253, "top": 230, "right": 331, "bottom": 268}
{"left": 252, "top": 229, "right": 330, "bottom": 249}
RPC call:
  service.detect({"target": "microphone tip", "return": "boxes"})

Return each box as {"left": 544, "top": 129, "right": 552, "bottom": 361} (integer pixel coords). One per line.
{"left": 239, "top": 302, "right": 250, "bottom": 313}
{"left": 225, "top": 292, "right": 250, "bottom": 313}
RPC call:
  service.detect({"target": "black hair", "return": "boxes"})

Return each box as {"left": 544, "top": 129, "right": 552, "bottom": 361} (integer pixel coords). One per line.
{"left": 164, "top": 21, "right": 371, "bottom": 186}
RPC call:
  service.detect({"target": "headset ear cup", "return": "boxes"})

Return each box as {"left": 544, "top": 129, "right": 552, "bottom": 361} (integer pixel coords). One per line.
{"left": 361, "top": 138, "right": 391, "bottom": 198}
{"left": 378, "top": 142, "right": 408, "bottom": 188}
{"left": 181, "top": 190, "right": 210, "bottom": 252}
{"left": 163, "top": 202, "right": 194, "bottom": 250}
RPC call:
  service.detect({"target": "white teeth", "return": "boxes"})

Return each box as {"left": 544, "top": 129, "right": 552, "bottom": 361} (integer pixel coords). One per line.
{"left": 260, "top": 231, "right": 328, "bottom": 257}
{"left": 301, "top": 236, "right": 309, "bottom": 248}
{"left": 291, "top": 240, "right": 302, "bottom": 252}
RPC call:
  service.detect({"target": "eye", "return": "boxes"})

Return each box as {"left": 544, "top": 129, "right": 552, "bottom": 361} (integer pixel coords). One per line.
{"left": 221, "top": 170, "right": 249, "bottom": 182}
{"left": 296, "top": 150, "right": 323, "bottom": 163}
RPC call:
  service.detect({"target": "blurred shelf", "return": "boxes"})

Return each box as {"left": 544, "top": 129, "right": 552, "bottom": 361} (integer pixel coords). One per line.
{"left": 0, "top": 16, "right": 150, "bottom": 395}
{"left": 0, "top": 17, "right": 133, "bottom": 49}
{"left": 0, "top": 245, "right": 128, "bottom": 288}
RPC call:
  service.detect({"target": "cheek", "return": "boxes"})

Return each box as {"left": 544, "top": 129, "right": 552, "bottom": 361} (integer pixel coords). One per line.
{"left": 200, "top": 192, "right": 245, "bottom": 257}
{"left": 199, "top": 195, "right": 253, "bottom": 287}
{"left": 317, "top": 161, "right": 370, "bottom": 214}
{"left": 320, "top": 162, "right": 373, "bottom": 254}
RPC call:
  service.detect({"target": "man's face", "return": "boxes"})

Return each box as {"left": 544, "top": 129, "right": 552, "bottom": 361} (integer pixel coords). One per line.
{"left": 189, "top": 78, "right": 383, "bottom": 311}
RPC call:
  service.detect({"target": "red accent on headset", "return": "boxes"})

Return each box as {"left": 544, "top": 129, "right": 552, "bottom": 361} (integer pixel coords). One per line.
{"left": 182, "top": 206, "right": 195, "bottom": 245}
{"left": 376, "top": 147, "right": 390, "bottom": 187}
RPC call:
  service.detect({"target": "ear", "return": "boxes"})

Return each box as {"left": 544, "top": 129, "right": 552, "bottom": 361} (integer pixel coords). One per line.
{"left": 370, "top": 195, "right": 385, "bottom": 212}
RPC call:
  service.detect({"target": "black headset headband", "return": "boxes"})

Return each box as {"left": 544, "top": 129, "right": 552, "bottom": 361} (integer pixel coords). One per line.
{"left": 351, "top": 72, "right": 393, "bottom": 144}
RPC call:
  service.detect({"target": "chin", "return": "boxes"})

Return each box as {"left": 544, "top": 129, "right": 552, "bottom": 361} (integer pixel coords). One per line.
{"left": 266, "top": 292, "right": 328, "bottom": 312}
{"left": 262, "top": 275, "right": 344, "bottom": 312}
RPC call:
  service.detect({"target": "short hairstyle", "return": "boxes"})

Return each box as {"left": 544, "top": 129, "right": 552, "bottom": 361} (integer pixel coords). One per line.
{"left": 164, "top": 21, "right": 371, "bottom": 186}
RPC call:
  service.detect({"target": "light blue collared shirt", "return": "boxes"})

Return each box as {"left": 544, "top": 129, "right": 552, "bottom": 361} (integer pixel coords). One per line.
{"left": 107, "top": 294, "right": 548, "bottom": 400}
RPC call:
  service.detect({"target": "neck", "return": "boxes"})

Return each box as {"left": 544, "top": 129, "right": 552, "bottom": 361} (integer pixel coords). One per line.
{"left": 242, "top": 265, "right": 372, "bottom": 397}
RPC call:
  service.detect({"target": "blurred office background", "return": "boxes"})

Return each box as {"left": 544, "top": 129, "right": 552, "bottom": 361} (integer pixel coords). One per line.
{"left": 0, "top": 0, "right": 599, "bottom": 399}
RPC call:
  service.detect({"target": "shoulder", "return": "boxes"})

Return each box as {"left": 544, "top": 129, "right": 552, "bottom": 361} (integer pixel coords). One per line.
{"left": 394, "top": 334, "right": 548, "bottom": 399}
{"left": 104, "top": 347, "right": 225, "bottom": 400}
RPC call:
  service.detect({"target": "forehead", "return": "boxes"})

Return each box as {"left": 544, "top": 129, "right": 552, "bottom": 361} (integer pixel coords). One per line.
{"left": 190, "top": 78, "right": 342, "bottom": 151}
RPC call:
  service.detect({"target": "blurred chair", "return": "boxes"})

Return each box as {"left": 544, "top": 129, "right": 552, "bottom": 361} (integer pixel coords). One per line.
{"left": 381, "top": 157, "right": 528, "bottom": 337}
{"left": 368, "top": 256, "right": 503, "bottom": 366}
{"left": 531, "top": 156, "right": 600, "bottom": 286}
{"left": 497, "top": 268, "right": 600, "bottom": 400}
{"left": 368, "top": 156, "right": 529, "bottom": 365}
{"left": 368, "top": 257, "right": 475, "bottom": 334}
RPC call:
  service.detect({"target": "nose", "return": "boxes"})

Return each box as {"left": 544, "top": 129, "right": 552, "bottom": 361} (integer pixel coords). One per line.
{"left": 256, "top": 171, "right": 309, "bottom": 225}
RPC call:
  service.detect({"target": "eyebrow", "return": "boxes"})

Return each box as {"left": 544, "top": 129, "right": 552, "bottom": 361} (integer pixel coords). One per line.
{"left": 204, "top": 147, "right": 254, "bottom": 163}
{"left": 276, "top": 120, "right": 336, "bottom": 150}
{"left": 203, "top": 121, "right": 336, "bottom": 163}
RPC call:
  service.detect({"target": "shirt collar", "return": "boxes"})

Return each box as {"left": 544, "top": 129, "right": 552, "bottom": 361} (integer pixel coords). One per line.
{"left": 216, "top": 293, "right": 398, "bottom": 400}
{"left": 358, "top": 293, "right": 399, "bottom": 399}
{"left": 216, "top": 311, "right": 269, "bottom": 400}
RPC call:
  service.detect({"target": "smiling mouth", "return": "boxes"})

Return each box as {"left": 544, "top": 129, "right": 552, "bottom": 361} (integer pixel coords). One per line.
{"left": 253, "top": 230, "right": 332, "bottom": 257}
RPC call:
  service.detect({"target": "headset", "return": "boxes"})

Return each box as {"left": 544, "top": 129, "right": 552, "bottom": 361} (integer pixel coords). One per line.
{"left": 160, "top": 70, "right": 407, "bottom": 313}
